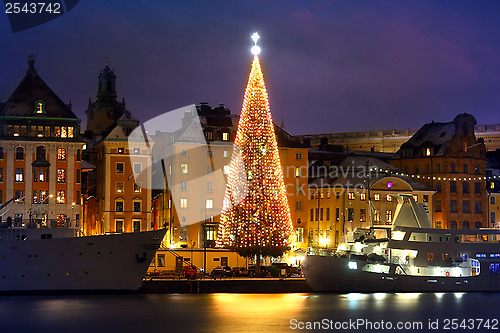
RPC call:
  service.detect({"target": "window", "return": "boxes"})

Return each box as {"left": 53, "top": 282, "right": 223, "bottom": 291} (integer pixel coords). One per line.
{"left": 336, "top": 208, "right": 340, "bottom": 221}
{"left": 115, "top": 220, "right": 123, "bottom": 233}
{"left": 133, "top": 163, "right": 142, "bottom": 174}
{"left": 413, "top": 195, "right": 418, "bottom": 202}
{"left": 15, "top": 168, "right": 23, "bottom": 182}
{"left": 181, "top": 164, "right": 188, "bottom": 174}
{"left": 451, "top": 163, "right": 456, "bottom": 173}
{"left": 347, "top": 208, "right": 354, "bottom": 221}
{"left": 320, "top": 208, "right": 324, "bottom": 221}
{"left": 205, "top": 132, "right": 213, "bottom": 140}
{"left": 180, "top": 198, "right": 188, "bottom": 208}
{"left": 61, "top": 127, "right": 67, "bottom": 138}
{"left": 296, "top": 153, "right": 303, "bottom": 160}
{"left": 207, "top": 182, "right": 214, "bottom": 193}
{"left": 206, "top": 199, "right": 213, "bottom": 209}
{"left": 222, "top": 132, "right": 229, "bottom": 141}
{"left": 56, "top": 190, "right": 66, "bottom": 204}
{"left": 0, "top": 147, "right": 3, "bottom": 159}
{"left": 295, "top": 201, "right": 303, "bottom": 211}
{"left": 116, "top": 163, "right": 124, "bottom": 173}
{"left": 133, "top": 201, "right": 141, "bottom": 212}
{"left": 296, "top": 228, "right": 304, "bottom": 243}
{"left": 77, "top": 149, "right": 81, "bottom": 161}
{"left": 463, "top": 164, "right": 469, "bottom": 174}
{"left": 133, "top": 148, "right": 140, "bottom": 155}
{"left": 491, "top": 212, "right": 496, "bottom": 225}
{"left": 386, "top": 194, "right": 392, "bottom": 202}
{"left": 491, "top": 197, "right": 496, "bottom": 205}
{"left": 436, "top": 181, "right": 441, "bottom": 193}
{"left": 462, "top": 182, "right": 469, "bottom": 193}
{"left": 117, "top": 147, "right": 125, "bottom": 154}
{"left": 386, "top": 210, "right": 392, "bottom": 224}
{"left": 295, "top": 167, "right": 300, "bottom": 177}
{"left": 223, "top": 165, "right": 230, "bottom": 175}
{"left": 450, "top": 221, "right": 457, "bottom": 229}
{"left": 374, "top": 209, "right": 380, "bottom": 223}
{"left": 39, "top": 168, "right": 45, "bottom": 182}
{"left": 463, "top": 200, "right": 470, "bottom": 213}
{"left": 436, "top": 163, "right": 441, "bottom": 172}
{"left": 360, "top": 209, "right": 366, "bottom": 222}
{"left": 15, "top": 190, "right": 23, "bottom": 203}
{"left": 374, "top": 193, "right": 380, "bottom": 201}
{"left": 475, "top": 165, "right": 481, "bottom": 175}
{"left": 181, "top": 149, "right": 188, "bottom": 156}
{"left": 57, "top": 169, "right": 66, "bottom": 183}
{"left": 133, "top": 220, "right": 141, "bottom": 232}
{"left": 360, "top": 193, "right": 366, "bottom": 201}
{"left": 475, "top": 201, "right": 481, "bottom": 213}
{"left": 450, "top": 181, "right": 457, "bottom": 193}
{"left": 57, "top": 148, "right": 66, "bottom": 160}
{"left": 157, "top": 254, "right": 165, "bottom": 267}
{"left": 35, "top": 100, "right": 45, "bottom": 113}
{"left": 76, "top": 169, "right": 81, "bottom": 183}
{"left": 223, "top": 150, "right": 229, "bottom": 158}
{"left": 348, "top": 192, "right": 355, "bottom": 200}
{"left": 76, "top": 191, "right": 80, "bottom": 203}
{"left": 0, "top": 168, "right": 2, "bottom": 182}
{"left": 462, "top": 221, "right": 470, "bottom": 229}
{"left": 115, "top": 201, "right": 124, "bottom": 212}
{"left": 16, "top": 147, "right": 24, "bottom": 160}
{"left": 425, "top": 148, "right": 431, "bottom": 156}
{"left": 435, "top": 221, "right": 442, "bottom": 229}
{"left": 68, "top": 127, "right": 74, "bottom": 138}
{"left": 33, "top": 190, "right": 38, "bottom": 203}
{"left": 326, "top": 207, "right": 330, "bottom": 220}
{"left": 116, "top": 182, "right": 124, "bottom": 193}
{"left": 310, "top": 209, "right": 314, "bottom": 221}
{"left": 435, "top": 200, "right": 442, "bottom": 212}
{"left": 180, "top": 181, "right": 188, "bottom": 192}
{"left": 134, "top": 183, "right": 142, "bottom": 193}
{"left": 450, "top": 200, "right": 457, "bottom": 212}
{"left": 34, "top": 168, "right": 38, "bottom": 183}
{"left": 423, "top": 195, "right": 429, "bottom": 202}
{"left": 474, "top": 182, "right": 481, "bottom": 194}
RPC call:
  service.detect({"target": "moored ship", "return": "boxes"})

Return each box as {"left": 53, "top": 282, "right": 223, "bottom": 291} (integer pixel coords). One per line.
{"left": 302, "top": 193, "right": 500, "bottom": 292}
{"left": 0, "top": 225, "right": 166, "bottom": 293}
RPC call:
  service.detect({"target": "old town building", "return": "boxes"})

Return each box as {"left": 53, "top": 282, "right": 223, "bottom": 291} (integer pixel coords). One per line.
{"left": 391, "top": 114, "right": 488, "bottom": 229}
{"left": 0, "top": 56, "right": 84, "bottom": 227}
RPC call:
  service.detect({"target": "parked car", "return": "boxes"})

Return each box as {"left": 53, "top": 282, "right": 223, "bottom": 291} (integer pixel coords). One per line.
{"left": 248, "top": 265, "right": 269, "bottom": 277}
{"left": 182, "top": 265, "right": 198, "bottom": 279}
{"left": 271, "top": 263, "right": 295, "bottom": 277}
{"left": 231, "top": 267, "right": 249, "bottom": 277}
{"left": 211, "top": 266, "right": 232, "bottom": 278}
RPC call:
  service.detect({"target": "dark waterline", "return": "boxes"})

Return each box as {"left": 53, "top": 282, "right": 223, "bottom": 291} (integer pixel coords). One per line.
{"left": 1, "top": 292, "right": 499, "bottom": 333}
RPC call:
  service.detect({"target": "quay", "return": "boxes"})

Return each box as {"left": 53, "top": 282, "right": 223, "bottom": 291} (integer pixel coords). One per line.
{"left": 139, "top": 278, "right": 312, "bottom": 294}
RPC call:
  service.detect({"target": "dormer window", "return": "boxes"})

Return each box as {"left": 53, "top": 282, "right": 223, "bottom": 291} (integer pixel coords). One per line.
{"left": 425, "top": 148, "right": 431, "bottom": 156}
{"left": 34, "top": 100, "right": 45, "bottom": 114}
{"left": 222, "top": 132, "right": 229, "bottom": 141}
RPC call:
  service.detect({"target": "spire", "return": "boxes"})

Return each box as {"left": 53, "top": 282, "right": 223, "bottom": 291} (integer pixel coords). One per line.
{"left": 96, "top": 58, "right": 117, "bottom": 102}
{"left": 27, "top": 55, "right": 37, "bottom": 75}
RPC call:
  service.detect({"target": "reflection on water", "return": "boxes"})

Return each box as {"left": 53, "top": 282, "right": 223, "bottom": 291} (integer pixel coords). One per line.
{"left": 1, "top": 292, "right": 500, "bottom": 333}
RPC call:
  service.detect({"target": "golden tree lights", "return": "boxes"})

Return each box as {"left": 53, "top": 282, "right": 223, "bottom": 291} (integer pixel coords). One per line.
{"left": 216, "top": 34, "right": 294, "bottom": 257}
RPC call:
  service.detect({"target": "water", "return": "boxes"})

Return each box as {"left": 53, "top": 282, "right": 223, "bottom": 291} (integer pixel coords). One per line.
{"left": 1, "top": 293, "right": 499, "bottom": 333}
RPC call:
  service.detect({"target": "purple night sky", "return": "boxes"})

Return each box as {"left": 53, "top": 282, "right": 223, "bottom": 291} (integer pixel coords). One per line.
{"left": 1, "top": 1, "right": 500, "bottom": 135}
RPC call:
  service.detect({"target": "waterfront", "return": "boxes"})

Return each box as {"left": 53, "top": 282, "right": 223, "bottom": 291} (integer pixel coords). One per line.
{"left": 1, "top": 292, "right": 499, "bottom": 333}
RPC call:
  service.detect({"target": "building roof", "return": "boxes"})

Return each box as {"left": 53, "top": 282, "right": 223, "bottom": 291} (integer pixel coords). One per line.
{"left": 0, "top": 57, "right": 78, "bottom": 120}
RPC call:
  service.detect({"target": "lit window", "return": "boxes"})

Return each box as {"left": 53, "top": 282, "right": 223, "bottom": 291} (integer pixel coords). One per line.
{"left": 413, "top": 195, "right": 418, "bottom": 202}
{"left": 206, "top": 199, "right": 214, "bottom": 209}
{"left": 386, "top": 194, "right": 392, "bottom": 202}
{"left": 348, "top": 192, "right": 355, "bottom": 200}
{"left": 118, "top": 147, "right": 125, "bottom": 154}
{"left": 133, "top": 163, "right": 142, "bottom": 174}
{"left": 360, "top": 193, "right": 366, "bottom": 201}
{"left": 374, "top": 209, "right": 380, "bottom": 223}
{"left": 39, "top": 168, "right": 45, "bottom": 182}
{"left": 57, "top": 148, "right": 66, "bottom": 160}
{"left": 68, "top": 127, "right": 74, "bottom": 138}
{"left": 295, "top": 167, "right": 300, "bottom": 177}
{"left": 57, "top": 169, "right": 66, "bottom": 183}
{"left": 15, "top": 168, "right": 23, "bottom": 182}
{"left": 180, "top": 198, "right": 188, "bottom": 208}
{"left": 116, "top": 182, "right": 124, "bottom": 193}
{"left": 223, "top": 165, "right": 230, "bottom": 175}
{"left": 222, "top": 132, "right": 229, "bottom": 141}
{"left": 134, "top": 183, "right": 141, "bottom": 193}
{"left": 181, "top": 164, "right": 188, "bottom": 174}
{"left": 133, "top": 148, "right": 140, "bottom": 155}
{"left": 425, "top": 148, "right": 431, "bottom": 156}
{"left": 223, "top": 150, "right": 229, "bottom": 158}
{"left": 374, "top": 193, "right": 380, "bottom": 201}
{"left": 61, "top": 127, "right": 67, "bottom": 138}
{"left": 116, "top": 163, "right": 124, "bottom": 174}
{"left": 56, "top": 190, "right": 66, "bottom": 204}
{"left": 386, "top": 210, "right": 392, "bottom": 224}
{"left": 35, "top": 100, "right": 44, "bottom": 114}
{"left": 296, "top": 153, "right": 303, "bottom": 160}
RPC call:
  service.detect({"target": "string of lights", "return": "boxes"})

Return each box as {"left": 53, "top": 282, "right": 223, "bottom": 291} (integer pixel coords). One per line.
{"left": 372, "top": 168, "right": 498, "bottom": 182}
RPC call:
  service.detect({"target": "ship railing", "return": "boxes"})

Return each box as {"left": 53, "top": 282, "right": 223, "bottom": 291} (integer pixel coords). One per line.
{"left": 0, "top": 218, "right": 78, "bottom": 230}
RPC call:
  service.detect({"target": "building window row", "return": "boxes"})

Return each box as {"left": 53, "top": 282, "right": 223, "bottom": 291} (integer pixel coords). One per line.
{"left": 6, "top": 125, "right": 75, "bottom": 138}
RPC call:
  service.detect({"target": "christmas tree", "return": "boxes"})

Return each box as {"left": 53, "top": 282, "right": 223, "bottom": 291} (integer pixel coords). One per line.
{"left": 217, "top": 33, "right": 294, "bottom": 263}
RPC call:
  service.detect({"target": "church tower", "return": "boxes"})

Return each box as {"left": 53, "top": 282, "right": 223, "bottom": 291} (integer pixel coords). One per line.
{"left": 85, "top": 61, "right": 126, "bottom": 138}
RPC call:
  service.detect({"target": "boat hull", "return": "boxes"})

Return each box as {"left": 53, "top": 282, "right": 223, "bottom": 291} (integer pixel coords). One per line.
{"left": 0, "top": 229, "right": 166, "bottom": 292}
{"left": 302, "top": 255, "right": 500, "bottom": 292}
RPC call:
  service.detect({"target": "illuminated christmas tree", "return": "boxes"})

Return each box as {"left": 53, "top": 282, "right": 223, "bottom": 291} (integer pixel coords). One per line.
{"left": 217, "top": 33, "right": 294, "bottom": 263}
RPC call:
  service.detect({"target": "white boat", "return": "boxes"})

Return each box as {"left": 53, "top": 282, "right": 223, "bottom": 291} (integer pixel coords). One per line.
{"left": 302, "top": 193, "right": 500, "bottom": 292}
{"left": 0, "top": 226, "right": 166, "bottom": 293}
